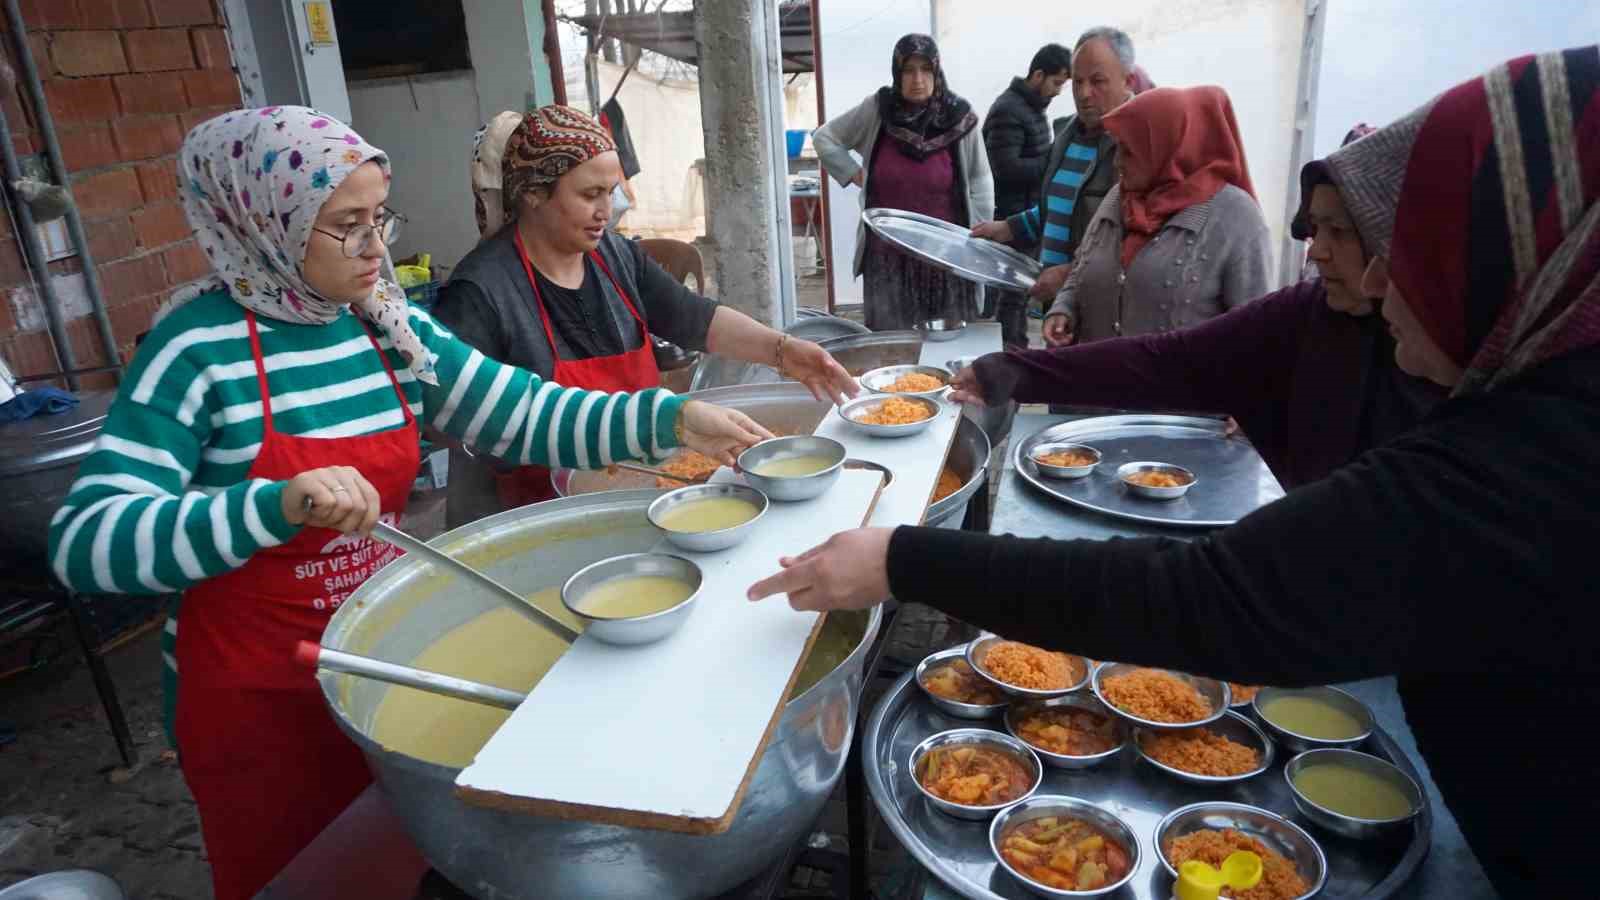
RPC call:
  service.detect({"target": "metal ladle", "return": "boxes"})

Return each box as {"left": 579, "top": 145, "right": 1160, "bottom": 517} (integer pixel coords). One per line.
{"left": 295, "top": 640, "right": 525, "bottom": 710}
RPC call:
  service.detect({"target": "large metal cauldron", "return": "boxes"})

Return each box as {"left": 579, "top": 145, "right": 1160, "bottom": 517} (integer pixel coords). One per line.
{"left": 317, "top": 491, "right": 882, "bottom": 900}
{"left": 551, "top": 382, "right": 989, "bottom": 528}
{"left": 0, "top": 390, "right": 116, "bottom": 562}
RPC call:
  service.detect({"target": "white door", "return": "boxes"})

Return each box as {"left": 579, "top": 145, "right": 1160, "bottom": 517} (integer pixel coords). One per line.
{"left": 283, "top": 0, "right": 352, "bottom": 122}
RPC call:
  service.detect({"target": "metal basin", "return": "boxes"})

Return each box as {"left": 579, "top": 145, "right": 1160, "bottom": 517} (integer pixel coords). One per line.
{"left": 0, "top": 389, "right": 116, "bottom": 562}
{"left": 317, "top": 490, "right": 882, "bottom": 900}
{"left": 551, "top": 382, "right": 989, "bottom": 529}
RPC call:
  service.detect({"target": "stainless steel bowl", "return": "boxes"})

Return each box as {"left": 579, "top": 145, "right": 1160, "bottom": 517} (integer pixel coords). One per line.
{"left": 1030, "top": 443, "right": 1102, "bottom": 479}
{"left": 1133, "top": 710, "right": 1274, "bottom": 785}
{"left": 966, "top": 633, "right": 1090, "bottom": 700}
{"left": 1284, "top": 748, "right": 1423, "bottom": 840}
{"left": 736, "top": 436, "right": 846, "bottom": 502}
{"left": 908, "top": 728, "right": 1043, "bottom": 821}
{"left": 1154, "top": 801, "right": 1328, "bottom": 899}
{"left": 560, "top": 552, "right": 703, "bottom": 645}
{"left": 1091, "top": 663, "right": 1230, "bottom": 731}
{"left": 1253, "top": 685, "right": 1374, "bottom": 753}
{"left": 915, "top": 646, "right": 1008, "bottom": 720}
{"left": 0, "top": 871, "right": 126, "bottom": 900}
{"left": 1003, "top": 694, "right": 1127, "bottom": 770}
{"left": 989, "top": 795, "right": 1142, "bottom": 898}
{"left": 1115, "top": 461, "right": 1197, "bottom": 500}
{"left": 917, "top": 316, "right": 967, "bottom": 341}
{"left": 835, "top": 394, "right": 941, "bottom": 438}
{"left": 859, "top": 364, "right": 952, "bottom": 400}
{"left": 646, "top": 483, "right": 768, "bottom": 551}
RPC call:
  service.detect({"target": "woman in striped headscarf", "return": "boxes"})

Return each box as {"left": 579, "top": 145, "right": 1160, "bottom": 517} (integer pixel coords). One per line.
{"left": 752, "top": 47, "right": 1600, "bottom": 895}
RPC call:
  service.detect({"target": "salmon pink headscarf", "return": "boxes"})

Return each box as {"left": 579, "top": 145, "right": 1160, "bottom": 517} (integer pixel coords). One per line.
{"left": 1102, "top": 86, "right": 1256, "bottom": 269}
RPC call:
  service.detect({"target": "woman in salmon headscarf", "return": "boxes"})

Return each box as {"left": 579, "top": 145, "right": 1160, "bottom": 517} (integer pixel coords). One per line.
{"left": 1041, "top": 86, "right": 1272, "bottom": 346}
{"left": 752, "top": 46, "right": 1600, "bottom": 896}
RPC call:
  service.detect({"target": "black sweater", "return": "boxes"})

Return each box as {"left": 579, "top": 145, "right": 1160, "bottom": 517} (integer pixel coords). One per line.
{"left": 982, "top": 78, "right": 1054, "bottom": 220}
{"left": 889, "top": 346, "right": 1600, "bottom": 898}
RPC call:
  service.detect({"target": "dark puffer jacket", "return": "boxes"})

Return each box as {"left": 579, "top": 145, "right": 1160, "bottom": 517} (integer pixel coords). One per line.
{"left": 982, "top": 77, "right": 1053, "bottom": 220}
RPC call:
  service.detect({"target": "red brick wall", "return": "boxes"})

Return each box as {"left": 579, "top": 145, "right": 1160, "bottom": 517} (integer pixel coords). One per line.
{"left": 1, "top": 0, "right": 242, "bottom": 389}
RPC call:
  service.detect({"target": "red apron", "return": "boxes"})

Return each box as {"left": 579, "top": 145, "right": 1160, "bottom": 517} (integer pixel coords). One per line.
{"left": 174, "top": 311, "right": 420, "bottom": 900}
{"left": 495, "top": 229, "right": 662, "bottom": 507}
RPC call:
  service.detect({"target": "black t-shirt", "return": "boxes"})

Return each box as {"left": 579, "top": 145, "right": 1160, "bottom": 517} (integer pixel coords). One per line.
{"left": 531, "top": 259, "right": 638, "bottom": 361}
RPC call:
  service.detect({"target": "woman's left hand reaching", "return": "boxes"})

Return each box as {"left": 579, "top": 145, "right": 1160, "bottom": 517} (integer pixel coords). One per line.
{"left": 677, "top": 400, "right": 775, "bottom": 466}
{"left": 780, "top": 337, "right": 859, "bottom": 405}
{"left": 747, "top": 527, "right": 895, "bottom": 612}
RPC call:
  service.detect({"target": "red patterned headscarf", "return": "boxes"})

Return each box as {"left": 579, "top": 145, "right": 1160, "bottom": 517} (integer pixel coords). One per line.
{"left": 500, "top": 105, "right": 617, "bottom": 221}
{"left": 1388, "top": 46, "right": 1600, "bottom": 394}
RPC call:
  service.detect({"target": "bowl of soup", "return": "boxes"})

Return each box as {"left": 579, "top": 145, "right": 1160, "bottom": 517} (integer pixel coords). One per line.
{"left": 1252, "top": 685, "right": 1374, "bottom": 752}
{"left": 737, "top": 436, "right": 847, "bottom": 501}
{"left": 560, "top": 553, "right": 703, "bottom": 645}
{"left": 908, "top": 728, "right": 1042, "bottom": 820}
{"left": 647, "top": 483, "right": 768, "bottom": 552}
{"left": 1004, "top": 694, "right": 1127, "bottom": 770}
{"left": 1284, "top": 748, "right": 1424, "bottom": 840}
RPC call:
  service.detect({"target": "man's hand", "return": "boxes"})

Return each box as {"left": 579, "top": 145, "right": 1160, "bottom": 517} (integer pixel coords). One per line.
{"left": 970, "top": 220, "right": 1013, "bottom": 243}
{"left": 1027, "top": 263, "right": 1071, "bottom": 301}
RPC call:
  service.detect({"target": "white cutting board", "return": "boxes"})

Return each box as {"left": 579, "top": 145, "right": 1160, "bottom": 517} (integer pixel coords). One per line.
{"left": 456, "top": 468, "right": 885, "bottom": 833}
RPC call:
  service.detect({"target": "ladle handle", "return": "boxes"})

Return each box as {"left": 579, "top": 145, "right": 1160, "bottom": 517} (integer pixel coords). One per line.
{"left": 295, "top": 641, "right": 526, "bottom": 711}
{"left": 368, "top": 521, "right": 582, "bottom": 644}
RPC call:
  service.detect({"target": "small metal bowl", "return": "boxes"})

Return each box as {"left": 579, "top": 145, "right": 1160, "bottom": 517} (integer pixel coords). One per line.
{"left": 966, "top": 633, "right": 1090, "bottom": 700}
{"left": 561, "top": 553, "right": 703, "bottom": 646}
{"left": 1092, "top": 663, "right": 1230, "bottom": 731}
{"left": 917, "top": 316, "right": 968, "bottom": 342}
{"left": 737, "top": 435, "right": 846, "bottom": 501}
{"left": 915, "top": 646, "right": 1008, "bottom": 719}
{"left": 1116, "top": 461, "right": 1197, "bottom": 500}
{"left": 1004, "top": 694, "right": 1127, "bottom": 770}
{"left": 1030, "top": 443, "right": 1102, "bottom": 479}
{"left": 1227, "top": 683, "right": 1262, "bottom": 708}
{"left": 0, "top": 871, "right": 126, "bottom": 900}
{"left": 646, "top": 483, "right": 768, "bottom": 552}
{"left": 835, "top": 394, "right": 941, "bottom": 438}
{"left": 1133, "top": 710, "right": 1274, "bottom": 785}
{"left": 944, "top": 355, "right": 978, "bottom": 376}
{"left": 1253, "top": 685, "right": 1374, "bottom": 753}
{"left": 990, "top": 795, "right": 1142, "bottom": 898}
{"left": 908, "top": 728, "right": 1042, "bottom": 821}
{"left": 1284, "top": 748, "right": 1423, "bottom": 840}
{"left": 1154, "top": 801, "right": 1328, "bottom": 899}
{"left": 859, "top": 364, "right": 952, "bottom": 400}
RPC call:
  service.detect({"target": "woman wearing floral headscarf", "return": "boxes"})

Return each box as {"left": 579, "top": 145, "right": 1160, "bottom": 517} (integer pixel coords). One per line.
{"left": 813, "top": 34, "right": 994, "bottom": 330}
{"left": 752, "top": 47, "right": 1600, "bottom": 895}
{"left": 46, "top": 106, "right": 769, "bottom": 900}
{"left": 435, "top": 105, "right": 856, "bottom": 527}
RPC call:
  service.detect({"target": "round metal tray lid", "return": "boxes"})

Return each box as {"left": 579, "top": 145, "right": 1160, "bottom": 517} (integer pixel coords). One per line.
{"left": 0, "top": 389, "right": 118, "bottom": 477}
{"left": 862, "top": 207, "right": 1043, "bottom": 291}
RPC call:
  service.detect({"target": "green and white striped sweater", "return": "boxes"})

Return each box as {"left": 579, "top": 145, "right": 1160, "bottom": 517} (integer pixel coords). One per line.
{"left": 48, "top": 290, "right": 685, "bottom": 595}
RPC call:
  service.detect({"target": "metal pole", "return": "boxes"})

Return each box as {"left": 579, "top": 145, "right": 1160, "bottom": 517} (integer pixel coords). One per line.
{"left": 0, "top": 105, "right": 77, "bottom": 388}
{"left": 3, "top": 0, "right": 122, "bottom": 382}
{"left": 1279, "top": 0, "right": 1327, "bottom": 287}
{"left": 808, "top": 0, "right": 835, "bottom": 314}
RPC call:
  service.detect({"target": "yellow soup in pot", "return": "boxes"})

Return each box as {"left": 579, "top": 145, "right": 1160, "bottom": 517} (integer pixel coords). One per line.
{"left": 656, "top": 497, "right": 760, "bottom": 533}
{"left": 752, "top": 455, "right": 836, "bottom": 478}
{"left": 573, "top": 574, "right": 695, "bottom": 619}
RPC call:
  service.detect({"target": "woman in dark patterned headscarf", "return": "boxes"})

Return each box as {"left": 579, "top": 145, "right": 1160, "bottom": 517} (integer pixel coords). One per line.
{"left": 814, "top": 34, "right": 994, "bottom": 331}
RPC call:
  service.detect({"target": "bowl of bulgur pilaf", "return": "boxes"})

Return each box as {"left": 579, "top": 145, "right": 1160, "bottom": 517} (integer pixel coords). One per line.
{"left": 859, "top": 364, "right": 951, "bottom": 401}
{"left": 1134, "top": 710, "right": 1274, "bottom": 784}
{"left": 966, "top": 634, "right": 1090, "bottom": 700}
{"left": 1155, "top": 802, "right": 1327, "bottom": 900}
{"left": 1091, "top": 663, "right": 1229, "bottom": 730}
{"left": 836, "top": 394, "right": 941, "bottom": 438}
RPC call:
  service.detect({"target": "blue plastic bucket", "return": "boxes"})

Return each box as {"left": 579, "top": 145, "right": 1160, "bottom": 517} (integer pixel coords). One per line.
{"left": 785, "top": 128, "right": 807, "bottom": 158}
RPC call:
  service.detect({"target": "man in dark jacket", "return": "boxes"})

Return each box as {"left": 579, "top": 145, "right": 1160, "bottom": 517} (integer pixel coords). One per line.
{"left": 981, "top": 43, "right": 1071, "bottom": 348}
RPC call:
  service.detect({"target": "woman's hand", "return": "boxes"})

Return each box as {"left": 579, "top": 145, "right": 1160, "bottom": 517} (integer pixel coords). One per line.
{"left": 283, "top": 466, "right": 382, "bottom": 535}
{"left": 747, "top": 527, "right": 895, "bottom": 612}
{"left": 1028, "top": 263, "right": 1071, "bottom": 300}
{"left": 849, "top": 170, "right": 865, "bottom": 188}
{"left": 677, "top": 400, "right": 775, "bottom": 466}
{"left": 781, "top": 337, "right": 858, "bottom": 405}
{"left": 970, "top": 220, "right": 1013, "bottom": 243}
{"left": 948, "top": 367, "right": 987, "bottom": 406}
{"left": 1043, "top": 313, "right": 1074, "bottom": 347}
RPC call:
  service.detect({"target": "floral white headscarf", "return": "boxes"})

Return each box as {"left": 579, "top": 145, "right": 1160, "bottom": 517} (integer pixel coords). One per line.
{"left": 179, "top": 106, "right": 437, "bottom": 384}
{"left": 471, "top": 110, "right": 525, "bottom": 239}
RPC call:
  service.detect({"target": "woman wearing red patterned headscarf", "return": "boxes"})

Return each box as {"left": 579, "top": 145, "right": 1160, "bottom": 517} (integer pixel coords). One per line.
{"left": 435, "top": 106, "right": 856, "bottom": 527}
{"left": 751, "top": 46, "right": 1600, "bottom": 896}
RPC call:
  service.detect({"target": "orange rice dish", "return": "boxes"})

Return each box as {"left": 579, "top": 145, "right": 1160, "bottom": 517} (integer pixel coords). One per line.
{"left": 1100, "top": 669, "right": 1212, "bottom": 723}
{"left": 857, "top": 396, "right": 932, "bottom": 426}
{"left": 654, "top": 451, "right": 720, "bottom": 488}
{"left": 1166, "top": 829, "right": 1309, "bottom": 900}
{"left": 1229, "top": 683, "right": 1261, "bottom": 705}
{"left": 1127, "top": 469, "right": 1190, "bottom": 488}
{"left": 981, "top": 641, "right": 1082, "bottom": 691}
{"left": 1014, "top": 705, "right": 1120, "bottom": 756}
{"left": 1141, "top": 728, "right": 1260, "bottom": 776}
{"left": 920, "top": 659, "right": 1003, "bottom": 706}
{"left": 886, "top": 372, "right": 946, "bottom": 393}
{"left": 1035, "top": 449, "right": 1097, "bottom": 468}
{"left": 931, "top": 467, "right": 962, "bottom": 502}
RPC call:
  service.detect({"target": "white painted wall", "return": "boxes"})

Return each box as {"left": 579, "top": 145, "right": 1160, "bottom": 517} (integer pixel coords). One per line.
{"left": 1313, "top": 0, "right": 1600, "bottom": 160}
{"left": 462, "top": 0, "right": 552, "bottom": 117}
{"left": 817, "top": 0, "right": 932, "bottom": 306}
{"left": 933, "top": 0, "right": 1305, "bottom": 282}
{"left": 347, "top": 72, "right": 484, "bottom": 271}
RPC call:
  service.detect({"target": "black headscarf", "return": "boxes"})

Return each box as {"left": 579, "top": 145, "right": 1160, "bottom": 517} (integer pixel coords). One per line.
{"left": 875, "top": 34, "right": 977, "bottom": 161}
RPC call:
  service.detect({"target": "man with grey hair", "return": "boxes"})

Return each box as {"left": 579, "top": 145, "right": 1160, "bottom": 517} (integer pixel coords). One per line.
{"left": 972, "top": 26, "right": 1137, "bottom": 345}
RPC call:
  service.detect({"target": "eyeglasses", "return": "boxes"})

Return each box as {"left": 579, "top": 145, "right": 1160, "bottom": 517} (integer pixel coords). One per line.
{"left": 312, "top": 209, "right": 405, "bottom": 259}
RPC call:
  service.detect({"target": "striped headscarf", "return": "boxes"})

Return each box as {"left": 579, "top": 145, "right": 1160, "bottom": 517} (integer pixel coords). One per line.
{"left": 500, "top": 105, "right": 617, "bottom": 223}
{"left": 471, "top": 111, "right": 526, "bottom": 239}
{"left": 1292, "top": 115, "right": 1431, "bottom": 259}
{"left": 179, "top": 106, "right": 437, "bottom": 385}
{"left": 1388, "top": 46, "right": 1600, "bottom": 395}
